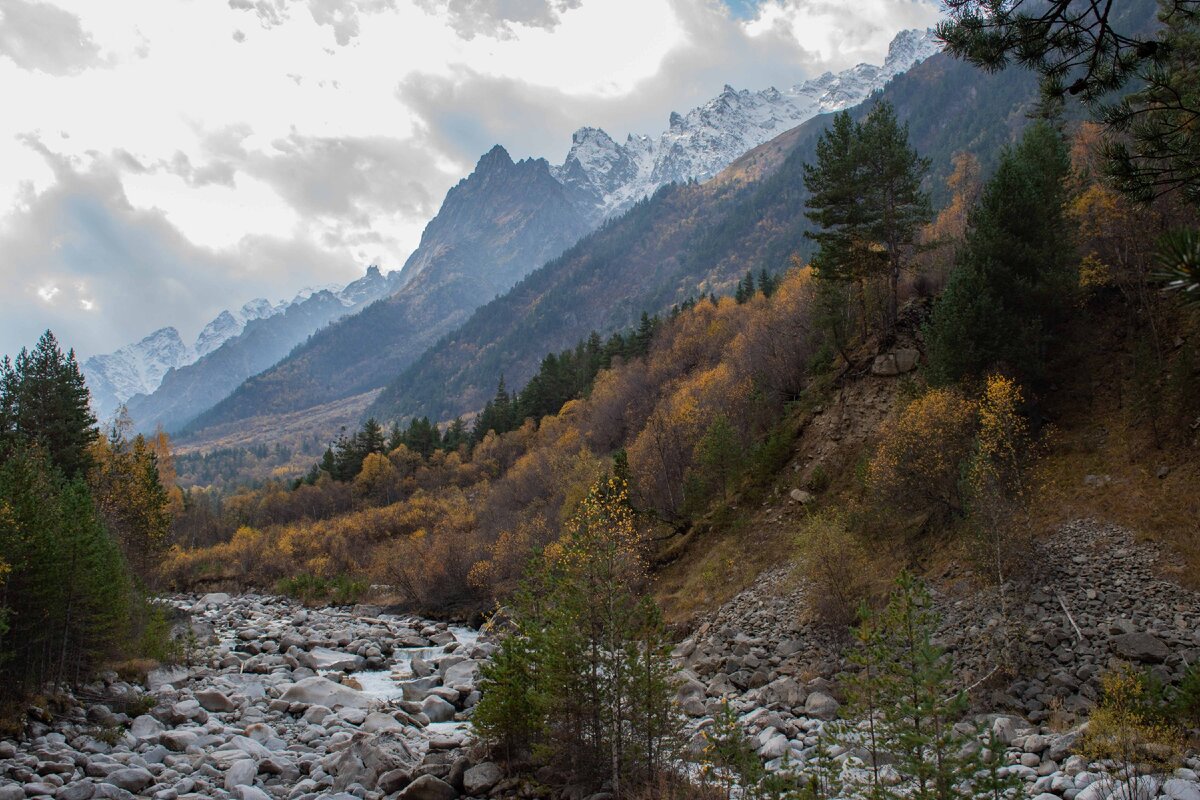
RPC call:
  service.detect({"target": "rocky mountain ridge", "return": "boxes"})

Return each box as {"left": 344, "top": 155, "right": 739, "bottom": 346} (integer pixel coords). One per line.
{"left": 83, "top": 269, "right": 399, "bottom": 425}
{"left": 552, "top": 28, "right": 942, "bottom": 221}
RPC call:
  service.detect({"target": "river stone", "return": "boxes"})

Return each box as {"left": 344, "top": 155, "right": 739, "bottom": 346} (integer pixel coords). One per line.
{"left": 803, "top": 691, "right": 840, "bottom": 720}
{"left": 1110, "top": 632, "right": 1170, "bottom": 663}
{"left": 464, "top": 762, "right": 502, "bottom": 795}
{"left": 225, "top": 759, "right": 258, "bottom": 790}
{"left": 422, "top": 695, "right": 456, "bottom": 723}
{"left": 299, "top": 646, "right": 367, "bottom": 672}
{"left": 398, "top": 774, "right": 458, "bottom": 800}
{"left": 443, "top": 659, "right": 479, "bottom": 687}
{"left": 279, "top": 676, "right": 371, "bottom": 709}
{"left": 129, "top": 714, "right": 164, "bottom": 740}
{"left": 196, "top": 688, "right": 237, "bottom": 712}
{"left": 0, "top": 787, "right": 22, "bottom": 800}
{"left": 328, "top": 731, "right": 422, "bottom": 792}
{"left": 58, "top": 781, "right": 97, "bottom": 800}
{"left": 233, "top": 788, "right": 271, "bottom": 800}
{"left": 1164, "top": 780, "right": 1200, "bottom": 800}
{"left": 105, "top": 767, "right": 154, "bottom": 792}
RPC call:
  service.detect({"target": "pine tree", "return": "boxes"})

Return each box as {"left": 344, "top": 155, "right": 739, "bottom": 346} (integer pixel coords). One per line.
{"left": 925, "top": 122, "right": 1074, "bottom": 384}
{"left": 804, "top": 104, "right": 931, "bottom": 331}
{"left": 1, "top": 331, "right": 97, "bottom": 479}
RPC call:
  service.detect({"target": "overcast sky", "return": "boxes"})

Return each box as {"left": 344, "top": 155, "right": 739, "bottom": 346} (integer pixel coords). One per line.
{"left": 0, "top": 0, "right": 940, "bottom": 359}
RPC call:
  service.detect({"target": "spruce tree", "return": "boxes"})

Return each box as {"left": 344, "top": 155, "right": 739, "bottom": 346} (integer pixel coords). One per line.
{"left": 925, "top": 122, "right": 1074, "bottom": 384}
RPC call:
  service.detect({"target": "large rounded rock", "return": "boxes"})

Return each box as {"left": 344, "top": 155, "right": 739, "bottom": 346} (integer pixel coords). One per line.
{"left": 105, "top": 767, "right": 154, "bottom": 792}
{"left": 279, "top": 675, "right": 371, "bottom": 709}
{"left": 196, "top": 688, "right": 237, "bottom": 713}
{"left": 803, "top": 691, "right": 840, "bottom": 720}
{"left": 422, "top": 695, "right": 456, "bottom": 723}
{"left": 225, "top": 759, "right": 258, "bottom": 790}
{"left": 398, "top": 774, "right": 458, "bottom": 800}
{"left": 299, "top": 646, "right": 367, "bottom": 672}
{"left": 463, "top": 762, "right": 502, "bottom": 795}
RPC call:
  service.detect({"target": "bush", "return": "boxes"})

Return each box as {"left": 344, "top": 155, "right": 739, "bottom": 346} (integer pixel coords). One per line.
{"left": 1078, "top": 663, "right": 1185, "bottom": 797}
{"left": 794, "top": 511, "right": 878, "bottom": 628}
{"left": 276, "top": 574, "right": 367, "bottom": 606}
{"left": 867, "top": 388, "right": 978, "bottom": 523}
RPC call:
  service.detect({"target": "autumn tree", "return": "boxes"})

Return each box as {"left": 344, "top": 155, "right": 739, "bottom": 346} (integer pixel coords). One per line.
{"left": 475, "top": 477, "right": 682, "bottom": 795}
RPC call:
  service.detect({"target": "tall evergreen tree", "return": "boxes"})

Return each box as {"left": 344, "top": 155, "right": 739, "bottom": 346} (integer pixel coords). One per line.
{"left": 925, "top": 122, "right": 1074, "bottom": 384}
{"left": 0, "top": 331, "right": 97, "bottom": 479}
{"left": 805, "top": 103, "right": 931, "bottom": 330}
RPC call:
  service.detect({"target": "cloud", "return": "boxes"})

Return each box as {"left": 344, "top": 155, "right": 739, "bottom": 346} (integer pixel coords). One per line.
{"left": 227, "top": 0, "right": 397, "bottom": 45}
{"left": 0, "top": 0, "right": 106, "bottom": 75}
{"left": 0, "top": 137, "right": 353, "bottom": 359}
{"left": 414, "top": 0, "right": 584, "bottom": 40}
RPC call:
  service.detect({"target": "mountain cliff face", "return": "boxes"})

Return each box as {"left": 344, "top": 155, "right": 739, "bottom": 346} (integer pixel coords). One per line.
{"left": 82, "top": 328, "right": 195, "bottom": 422}
{"left": 370, "top": 50, "right": 1041, "bottom": 423}
{"left": 164, "top": 28, "right": 942, "bottom": 444}
{"left": 121, "top": 266, "right": 401, "bottom": 434}
{"left": 552, "top": 28, "right": 942, "bottom": 221}
{"left": 180, "top": 146, "right": 592, "bottom": 436}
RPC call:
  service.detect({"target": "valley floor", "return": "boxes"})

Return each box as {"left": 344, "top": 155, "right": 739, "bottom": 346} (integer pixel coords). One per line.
{"left": 1, "top": 518, "right": 1198, "bottom": 800}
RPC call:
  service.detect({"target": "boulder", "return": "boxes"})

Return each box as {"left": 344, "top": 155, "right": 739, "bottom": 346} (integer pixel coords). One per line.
{"left": 279, "top": 676, "right": 371, "bottom": 709}
{"left": 803, "top": 691, "right": 840, "bottom": 720}
{"left": 871, "top": 348, "right": 920, "bottom": 376}
{"left": 789, "top": 489, "right": 814, "bottom": 504}
{"left": 299, "top": 646, "right": 367, "bottom": 672}
{"left": 104, "top": 768, "right": 154, "bottom": 792}
{"left": 225, "top": 759, "right": 258, "bottom": 790}
{"left": 58, "top": 782, "right": 96, "bottom": 800}
{"left": 195, "top": 592, "right": 232, "bottom": 609}
{"left": 328, "top": 731, "right": 422, "bottom": 792}
{"left": 1110, "top": 632, "right": 1171, "bottom": 664}
{"left": 443, "top": 659, "right": 479, "bottom": 688}
{"left": 196, "top": 688, "right": 237, "bottom": 713}
{"left": 129, "top": 714, "right": 164, "bottom": 740}
{"left": 399, "top": 774, "right": 458, "bottom": 800}
{"left": 463, "top": 762, "right": 503, "bottom": 795}
{"left": 422, "top": 695, "right": 456, "bottom": 723}
{"left": 1163, "top": 779, "right": 1200, "bottom": 800}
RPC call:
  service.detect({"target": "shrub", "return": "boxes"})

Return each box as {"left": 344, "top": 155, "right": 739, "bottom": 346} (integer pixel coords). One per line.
{"left": 867, "top": 388, "right": 978, "bottom": 523}
{"left": 794, "top": 511, "right": 879, "bottom": 628}
{"left": 1078, "top": 663, "right": 1185, "bottom": 798}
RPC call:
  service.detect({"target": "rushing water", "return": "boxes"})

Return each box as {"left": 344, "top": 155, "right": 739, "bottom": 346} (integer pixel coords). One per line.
{"left": 341, "top": 624, "right": 480, "bottom": 703}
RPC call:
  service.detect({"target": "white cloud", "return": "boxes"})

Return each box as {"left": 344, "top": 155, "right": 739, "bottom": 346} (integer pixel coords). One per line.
{"left": 0, "top": 0, "right": 941, "bottom": 358}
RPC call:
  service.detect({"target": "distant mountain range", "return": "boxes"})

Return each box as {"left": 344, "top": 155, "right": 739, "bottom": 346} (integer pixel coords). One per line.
{"left": 82, "top": 267, "right": 401, "bottom": 430}
{"left": 87, "top": 28, "right": 945, "bottom": 443}
{"left": 553, "top": 29, "right": 941, "bottom": 221}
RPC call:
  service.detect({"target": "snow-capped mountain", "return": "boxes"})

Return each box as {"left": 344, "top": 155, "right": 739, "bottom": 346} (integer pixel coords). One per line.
{"left": 553, "top": 28, "right": 942, "bottom": 220}
{"left": 194, "top": 298, "right": 286, "bottom": 359}
{"left": 84, "top": 266, "right": 399, "bottom": 422}
{"left": 83, "top": 328, "right": 196, "bottom": 424}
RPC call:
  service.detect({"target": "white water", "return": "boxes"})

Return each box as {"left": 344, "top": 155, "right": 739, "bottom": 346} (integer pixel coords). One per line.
{"left": 351, "top": 624, "right": 479, "bottom": 702}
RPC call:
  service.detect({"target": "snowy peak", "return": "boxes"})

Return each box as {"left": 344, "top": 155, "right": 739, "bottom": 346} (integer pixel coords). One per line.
{"left": 554, "top": 27, "right": 942, "bottom": 220}
{"left": 85, "top": 265, "right": 404, "bottom": 421}
{"left": 83, "top": 327, "right": 194, "bottom": 422}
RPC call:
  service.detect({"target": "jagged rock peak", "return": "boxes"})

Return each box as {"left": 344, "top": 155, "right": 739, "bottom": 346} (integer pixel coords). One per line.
{"left": 551, "top": 27, "right": 943, "bottom": 222}
{"left": 475, "top": 144, "right": 514, "bottom": 173}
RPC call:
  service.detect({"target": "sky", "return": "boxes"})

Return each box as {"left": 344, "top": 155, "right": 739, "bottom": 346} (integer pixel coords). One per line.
{"left": 0, "top": 0, "right": 941, "bottom": 359}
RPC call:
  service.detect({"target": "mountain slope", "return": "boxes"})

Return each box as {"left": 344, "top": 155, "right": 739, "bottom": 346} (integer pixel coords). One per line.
{"left": 124, "top": 266, "right": 400, "bottom": 433}
{"left": 371, "top": 51, "right": 1042, "bottom": 422}
{"left": 181, "top": 146, "right": 592, "bottom": 436}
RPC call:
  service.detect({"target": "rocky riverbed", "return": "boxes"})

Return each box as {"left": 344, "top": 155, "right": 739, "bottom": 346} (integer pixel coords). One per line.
{"left": 0, "top": 594, "right": 509, "bottom": 800}
{"left": 1, "top": 519, "right": 1198, "bottom": 800}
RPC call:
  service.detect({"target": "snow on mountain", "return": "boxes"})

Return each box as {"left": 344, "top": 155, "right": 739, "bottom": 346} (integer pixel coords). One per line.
{"left": 84, "top": 266, "right": 402, "bottom": 420}
{"left": 83, "top": 327, "right": 195, "bottom": 423}
{"left": 553, "top": 28, "right": 942, "bottom": 220}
